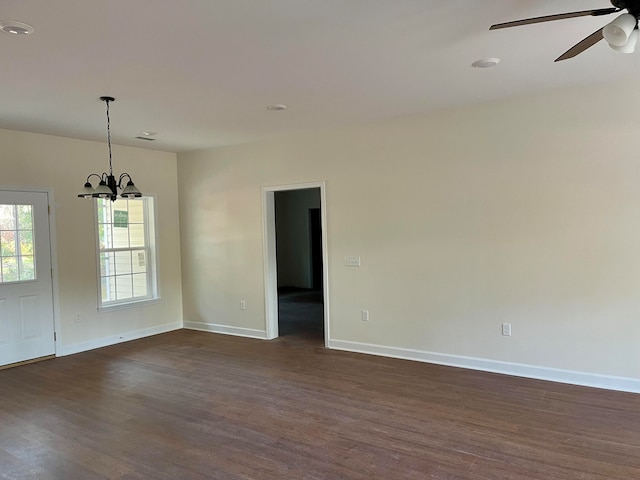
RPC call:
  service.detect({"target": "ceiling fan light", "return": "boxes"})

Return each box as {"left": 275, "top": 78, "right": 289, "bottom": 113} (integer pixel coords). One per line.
{"left": 603, "top": 13, "right": 637, "bottom": 47}
{"left": 610, "top": 29, "right": 639, "bottom": 53}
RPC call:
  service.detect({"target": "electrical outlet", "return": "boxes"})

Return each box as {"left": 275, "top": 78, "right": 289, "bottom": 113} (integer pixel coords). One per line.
{"left": 240, "top": 300, "right": 246, "bottom": 310}
{"left": 75, "top": 313, "right": 81, "bottom": 323}
{"left": 502, "top": 322, "right": 512, "bottom": 336}
{"left": 361, "top": 310, "right": 369, "bottom": 322}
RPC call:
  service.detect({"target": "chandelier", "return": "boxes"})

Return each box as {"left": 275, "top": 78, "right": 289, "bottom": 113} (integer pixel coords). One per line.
{"left": 78, "top": 96, "right": 142, "bottom": 201}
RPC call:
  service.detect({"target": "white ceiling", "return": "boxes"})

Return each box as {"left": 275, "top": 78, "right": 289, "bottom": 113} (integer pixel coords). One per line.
{"left": 1, "top": 0, "right": 639, "bottom": 152}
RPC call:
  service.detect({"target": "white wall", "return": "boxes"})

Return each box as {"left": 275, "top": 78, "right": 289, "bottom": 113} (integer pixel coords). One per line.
{"left": 275, "top": 188, "right": 321, "bottom": 288}
{"left": 0, "top": 128, "right": 183, "bottom": 353}
{"left": 178, "top": 80, "right": 640, "bottom": 392}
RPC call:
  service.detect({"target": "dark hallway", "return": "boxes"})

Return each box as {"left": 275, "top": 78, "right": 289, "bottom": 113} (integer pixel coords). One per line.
{"left": 274, "top": 188, "right": 325, "bottom": 345}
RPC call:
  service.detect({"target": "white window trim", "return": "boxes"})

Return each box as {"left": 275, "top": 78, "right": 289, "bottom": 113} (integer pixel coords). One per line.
{"left": 98, "top": 297, "right": 165, "bottom": 313}
{"left": 93, "top": 195, "right": 160, "bottom": 311}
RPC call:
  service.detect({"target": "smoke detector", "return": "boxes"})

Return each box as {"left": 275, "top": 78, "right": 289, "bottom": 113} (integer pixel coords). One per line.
{"left": 135, "top": 131, "right": 157, "bottom": 141}
{"left": 472, "top": 58, "right": 501, "bottom": 69}
{"left": 266, "top": 104, "right": 287, "bottom": 111}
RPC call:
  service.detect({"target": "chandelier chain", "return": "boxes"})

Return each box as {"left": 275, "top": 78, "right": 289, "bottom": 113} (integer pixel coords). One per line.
{"left": 105, "top": 98, "right": 113, "bottom": 176}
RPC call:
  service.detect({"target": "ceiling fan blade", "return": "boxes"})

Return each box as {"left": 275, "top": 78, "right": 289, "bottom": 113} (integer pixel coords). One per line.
{"left": 490, "top": 7, "right": 619, "bottom": 30}
{"left": 555, "top": 28, "right": 605, "bottom": 62}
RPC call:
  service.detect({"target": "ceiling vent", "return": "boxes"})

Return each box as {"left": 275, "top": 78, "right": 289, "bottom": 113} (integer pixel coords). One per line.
{"left": 135, "top": 136, "right": 156, "bottom": 141}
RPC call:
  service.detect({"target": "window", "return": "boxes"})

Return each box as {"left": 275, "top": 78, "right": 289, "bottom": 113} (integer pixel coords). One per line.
{"left": 0, "top": 204, "right": 35, "bottom": 283}
{"left": 95, "top": 197, "right": 158, "bottom": 308}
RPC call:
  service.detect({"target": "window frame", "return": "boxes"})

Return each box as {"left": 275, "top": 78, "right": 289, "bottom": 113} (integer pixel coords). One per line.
{"left": 93, "top": 195, "right": 160, "bottom": 311}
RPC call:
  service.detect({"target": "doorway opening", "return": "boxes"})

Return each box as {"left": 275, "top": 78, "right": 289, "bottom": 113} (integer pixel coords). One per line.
{"left": 262, "top": 182, "right": 329, "bottom": 346}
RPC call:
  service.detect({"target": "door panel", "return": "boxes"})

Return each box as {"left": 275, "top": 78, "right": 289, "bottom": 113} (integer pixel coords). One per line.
{"left": 20, "top": 294, "right": 40, "bottom": 340}
{"left": 0, "top": 298, "right": 7, "bottom": 346}
{"left": 0, "top": 191, "right": 54, "bottom": 366}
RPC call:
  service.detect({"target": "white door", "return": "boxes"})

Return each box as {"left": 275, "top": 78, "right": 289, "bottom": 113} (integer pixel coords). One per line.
{"left": 0, "top": 191, "right": 55, "bottom": 366}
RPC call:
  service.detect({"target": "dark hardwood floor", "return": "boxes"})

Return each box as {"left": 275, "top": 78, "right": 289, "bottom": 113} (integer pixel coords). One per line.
{"left": 1, "top": 328, "right": 639, "bottom": 479}
{"left": 278, "top": 287, "right": 324, "bottom": 343}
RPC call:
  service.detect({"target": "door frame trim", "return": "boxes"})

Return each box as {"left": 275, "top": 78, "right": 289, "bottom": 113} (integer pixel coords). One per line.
{"left": 261, "top": 182, "right": 329, "bottom": 346}
{"left": 0, "top": 185, "right": 61, "bottom": 356}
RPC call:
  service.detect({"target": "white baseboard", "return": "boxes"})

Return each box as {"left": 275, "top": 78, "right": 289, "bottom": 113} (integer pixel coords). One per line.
{"left": 328, "top": 339, "right": 640, "bottom": 394}
{"left": 57, "top": 322, "right": 182, "bottom": 357}
{"left": 183, "top": 321, "right": 267, "bottom": 340}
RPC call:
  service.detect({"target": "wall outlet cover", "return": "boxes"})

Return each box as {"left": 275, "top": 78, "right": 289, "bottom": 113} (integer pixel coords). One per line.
{"left": 344, "top": 256, "right": 361, "bottom": 267}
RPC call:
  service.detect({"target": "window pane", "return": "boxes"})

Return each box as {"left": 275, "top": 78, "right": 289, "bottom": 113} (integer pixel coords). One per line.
{"left": 112, "top": 223, "right": 130, "bottom": 248}
{"left": 98, "top": 222, "right": 112, "bottom": 249}
{"left": 2, "top": 257, "right": 18, "bottom": 282}
{"left": 18, "top": 230, "right": 34, "bottom": 256}
{"left": 128, "top": 200, "right": 144, "bottom": 223}
{"left": 114, "top": 251, "right": 132, "bottom": 275}
{"left": 1, "top": 231, "right": 16, "bottom": 256}
{"left": 98, "top": 200, "right": 112, "bottom": 223}
{"left": 116, "top": 275, "right": 133, "bottom": 300}
{"left": 17, "top": 205, "right": 33, "bottom": 231}
{"left": 129, "top": 224, "right": 145, "bottom": 248}
{"left": 113, "top": 208, "right": 129, "bottom": 229}
{"left": 101, "top": 276, "right": 117, "bottom": 302}
{"left": 111, "top": 200, "right": 128, "bottom": 218}
{"left": 100, "top": 252, "right": 115, "bottom": 276}
{"left": 132, "top": 273, "right": 148, "bottom": 297}
{"left": 132, "top": 250, "right": 147, "bottom": 274}
{"left": 0, "top": 205, "right": 16, "bottom": 230}
{"left": 19, "top": 255, "right": 35, "bottom": 281}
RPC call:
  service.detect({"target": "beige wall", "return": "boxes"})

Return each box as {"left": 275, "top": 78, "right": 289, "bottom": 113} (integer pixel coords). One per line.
{"left": 178, "top": 81, "right": 640, "bottom": 386}
{"left": 0, "top": 128, "right": 182, "bottom": 352}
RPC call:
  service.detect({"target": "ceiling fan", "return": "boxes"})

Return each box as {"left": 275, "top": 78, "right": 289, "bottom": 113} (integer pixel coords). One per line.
{"left": 490, "top": 0, "right": 640, "bottom": 61}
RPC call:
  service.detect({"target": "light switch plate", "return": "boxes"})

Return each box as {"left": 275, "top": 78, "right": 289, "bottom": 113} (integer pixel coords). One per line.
{"left": 502, "top": 322, "right": 511, "bottom": 336}
{"left": 344, "top": 256, "right": 361, "bottom": 267}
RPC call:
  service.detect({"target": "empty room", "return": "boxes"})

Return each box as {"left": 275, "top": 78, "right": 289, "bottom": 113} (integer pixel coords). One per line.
{"left": 1, "top": 1, "right": 640, "bottom": 479}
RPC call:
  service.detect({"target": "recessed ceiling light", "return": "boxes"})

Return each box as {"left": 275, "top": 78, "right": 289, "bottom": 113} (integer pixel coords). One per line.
{"left": 0, "top": 21, "right": 34, "bottom": 35}
{"left": 472, "top": 58, "right": 501, "bottom": 69}
{"left": 266, "top": 104, "right": 287, "bottom": 111}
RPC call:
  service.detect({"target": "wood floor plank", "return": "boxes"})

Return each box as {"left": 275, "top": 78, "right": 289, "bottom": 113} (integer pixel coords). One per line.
{"left": 1, "top": 329, "right": 639, "bottom": 479}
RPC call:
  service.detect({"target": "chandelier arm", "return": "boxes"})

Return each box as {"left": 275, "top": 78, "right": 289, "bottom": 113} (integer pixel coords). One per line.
{"left": 85, "top": 173, "right": 103, "bottom": 184}
{"left": 117, "top": 172, "right": 132, "bottom": 187}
